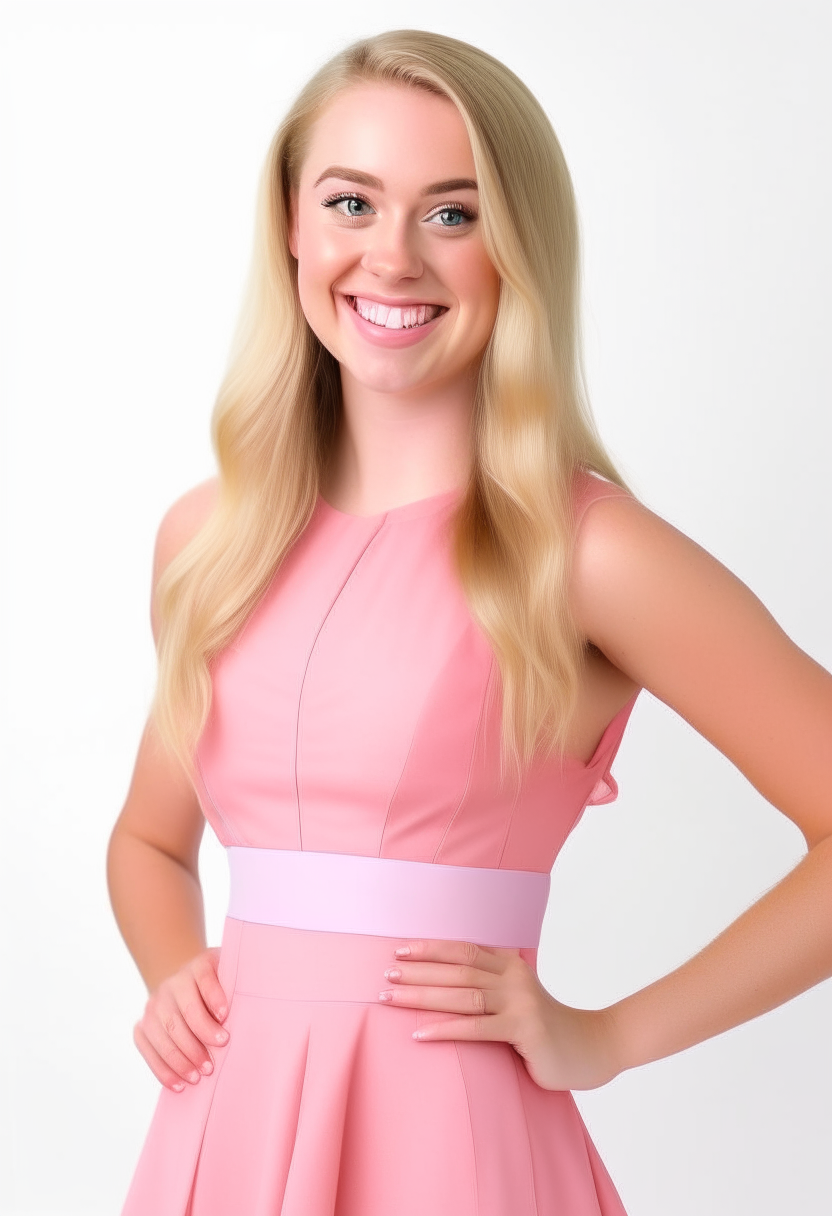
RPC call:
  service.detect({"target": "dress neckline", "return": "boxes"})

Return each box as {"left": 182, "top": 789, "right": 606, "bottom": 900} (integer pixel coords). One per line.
{"left": 315, "top": 486, "right": 462, "bottom": 524}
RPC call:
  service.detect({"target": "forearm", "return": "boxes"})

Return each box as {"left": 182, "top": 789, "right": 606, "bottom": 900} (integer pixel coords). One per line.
{"left": 107, "top": 828, "right": 207, "bottom": 994}
{"left": 609, "top": 832, "right": 832, "bottom": 1073}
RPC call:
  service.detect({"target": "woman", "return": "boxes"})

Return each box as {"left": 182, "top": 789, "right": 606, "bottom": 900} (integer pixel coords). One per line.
{"left": 108, "top": 28, "right": 832, "bottom": 1216}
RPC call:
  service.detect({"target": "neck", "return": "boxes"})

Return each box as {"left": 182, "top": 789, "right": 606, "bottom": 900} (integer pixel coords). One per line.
{"left": 321, "top": 367, "right": 476, "bottom": 516}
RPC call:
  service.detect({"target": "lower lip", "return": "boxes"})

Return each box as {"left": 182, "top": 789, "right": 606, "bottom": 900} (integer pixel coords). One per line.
{"left": 340, "top": 295, "right": 447, "bottom": 348}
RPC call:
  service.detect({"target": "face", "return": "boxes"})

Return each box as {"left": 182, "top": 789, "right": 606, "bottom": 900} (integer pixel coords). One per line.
{"left": 289, "top": 83, "right": 501, "bottom": 399}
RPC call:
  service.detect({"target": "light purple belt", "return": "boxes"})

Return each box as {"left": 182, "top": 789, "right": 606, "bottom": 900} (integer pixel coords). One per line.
{"left": 226, "top": 847, "right": 551, "bottom": 948}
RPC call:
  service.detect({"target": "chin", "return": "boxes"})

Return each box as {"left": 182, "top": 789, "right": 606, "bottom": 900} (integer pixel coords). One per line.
{"left": 348, "top": 369, "right": 433, "bottom": 396}
{"left": 339, "top": 350, "right": 443, "bottom": 396}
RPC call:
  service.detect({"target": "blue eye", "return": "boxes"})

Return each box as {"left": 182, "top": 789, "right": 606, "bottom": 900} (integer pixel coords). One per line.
{"left": 322, "top": 193, "right": 374, "bottom": 218}
{"left": 426, "top": 205, "right": 474, "bottom": 228}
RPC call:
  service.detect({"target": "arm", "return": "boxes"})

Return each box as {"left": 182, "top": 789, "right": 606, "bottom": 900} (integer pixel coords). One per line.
{"left": 107, "top": 477, "right": 226, "bottom": 1090}
{"left": 106, "top": 715, "right": 208, "bottom": 995}
{"left": 321, "top": 488, "right": 832, "bottom": 1092}
{"left": 570, "top": 494, "right": 832, "bottom": 1073}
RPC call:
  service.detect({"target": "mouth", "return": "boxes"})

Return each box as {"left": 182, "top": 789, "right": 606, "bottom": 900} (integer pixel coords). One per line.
{"left": 345, "top": 295, "right": 448, "bottom": 331}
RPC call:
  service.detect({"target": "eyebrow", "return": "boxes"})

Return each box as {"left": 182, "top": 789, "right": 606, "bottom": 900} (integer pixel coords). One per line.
{"left": 312, "top": 165, "right": 478, "bottom": 195}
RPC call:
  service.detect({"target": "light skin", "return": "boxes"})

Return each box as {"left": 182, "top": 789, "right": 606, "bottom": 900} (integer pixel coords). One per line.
{"left": 108, "top": 82, "right": 832, "bottom": 1096}
{"left": 288, "top": 82, "right": 501, "bottom": 516}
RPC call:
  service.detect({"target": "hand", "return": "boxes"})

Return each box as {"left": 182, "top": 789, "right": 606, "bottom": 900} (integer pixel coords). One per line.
{"left": 378, "top": 939, "right": 621, "bottom": 1092}
{"left": 133, "top": 946, "right": 230, "bottom": 1092}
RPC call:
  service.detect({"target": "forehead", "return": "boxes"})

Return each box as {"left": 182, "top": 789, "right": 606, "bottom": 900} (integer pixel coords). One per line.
{"left": 298, "top": 83, "right": 476, "bottom": 189}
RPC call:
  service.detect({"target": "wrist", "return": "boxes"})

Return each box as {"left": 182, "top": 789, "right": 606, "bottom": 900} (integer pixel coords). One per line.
{"left": 584, "top": 1003, "right": 629, "bottom": 1090}
{"left": 144, "top": 938, "right": 209, "bottom": 994}
{"left": 603, "top": 995, "right": 644, "bottom": 1078}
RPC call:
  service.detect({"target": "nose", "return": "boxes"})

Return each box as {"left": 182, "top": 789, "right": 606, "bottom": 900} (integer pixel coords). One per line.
{"left": 360, "top": 216, "right": 423, "bottom": 283}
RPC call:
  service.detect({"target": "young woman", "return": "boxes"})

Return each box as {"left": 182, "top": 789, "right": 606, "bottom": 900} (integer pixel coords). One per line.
{"left": 108, "top": 28, "right": 832, "bottom": 1216}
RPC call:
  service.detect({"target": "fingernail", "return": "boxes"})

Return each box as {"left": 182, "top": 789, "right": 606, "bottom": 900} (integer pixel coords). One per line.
{"left": 394, "top": 946, "right": 411, "bottom": 957}
{"left": 378, "top": 990, "right": 394, "bottom": 1002}
{"left": 200, "top": 1060, "right": 213, "bottom": 1075}
{"left": 215, "top": 1029, "right": 229, "bottom": 1043}
{"left": 215, "top": 1006, "right": 227, "bottom": 1019}
{"left": 172, "top": 1082, "right": 185, "bottom": 1091}
{"left": 188, "top": 1070, "right": 200, "bottom": 1083}
{"left": 384, "top": 968, "right": 401, "bottom": 980}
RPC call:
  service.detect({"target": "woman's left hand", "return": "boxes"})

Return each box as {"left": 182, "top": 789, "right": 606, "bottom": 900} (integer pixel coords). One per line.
{"left": 378, "top": 938, "right": 621, "bottom": 1092}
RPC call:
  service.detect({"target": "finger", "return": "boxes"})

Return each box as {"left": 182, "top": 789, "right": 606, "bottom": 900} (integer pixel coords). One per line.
{"left": 177, "top": 974, "right": 231, "bottom": 1048}
{"left": 134, "top": 1021, "right": 198, "bottom": 1091}
{"left": 379, "top": 982, "right": 495, "bottom": 1016}
{"left": 141, "top": 997, "right": 216, "bottom": 1080}
{"left": 395, "top": 939, "right": 509, "bottom": 974}
{"left": 386, "top": 958, "right": 502, "bottom": 991}
{"left": 193, "top": 953, "right": 230, "bottom": 1023}
{"left": 412, "top": 1011, "right": 500, "bottom": 1042}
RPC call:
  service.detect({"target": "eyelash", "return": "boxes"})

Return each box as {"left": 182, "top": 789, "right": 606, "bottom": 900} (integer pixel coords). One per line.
{"left": 320, "top": 192, "right": 477, "bottom": 226}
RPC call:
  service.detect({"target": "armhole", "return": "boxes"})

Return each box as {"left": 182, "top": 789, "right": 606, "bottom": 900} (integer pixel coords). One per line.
{"left": 584, "top": 690, "right": 640, "bottom": 806}
{"left": 571, "top": 469, "right": 642, "bottom": 808}
{"left": 571, "top": 468, "right": 635, "bottom": 533}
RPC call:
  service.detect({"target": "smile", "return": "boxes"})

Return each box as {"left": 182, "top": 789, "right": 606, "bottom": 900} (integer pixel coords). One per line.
{"left": 346, "top": 295, "right": 447, "bottom": 330}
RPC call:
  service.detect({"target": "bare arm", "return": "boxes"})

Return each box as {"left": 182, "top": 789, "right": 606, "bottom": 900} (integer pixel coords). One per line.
{"left": 107, "top": 478, "right": 226, "bottom": 1090}
{"left": 570, "top": 494, "right": 832, "bottom": 1073}
{"left": 106, "top": 716, "right": 208, "bottom": 994}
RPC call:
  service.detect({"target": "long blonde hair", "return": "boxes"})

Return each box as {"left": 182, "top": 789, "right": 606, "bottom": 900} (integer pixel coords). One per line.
{"left": 152, "top": 29, "right": 627, "bottom": 780}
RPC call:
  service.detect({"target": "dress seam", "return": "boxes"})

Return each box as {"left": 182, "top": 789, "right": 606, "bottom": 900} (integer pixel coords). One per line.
{"left": 510, "top": 1051, "right": 542, "bottom": 1216}
{"left": 182, "top": 921, "right": 245, "bottom": 1216}
{"left": 495, "top": 748, "right": 523, "bottom": 867}
{"left": 282, "top": 1027, "right": 312, "bottom": 1209}
{"left": 378, "top": 619, "right": 471, "bottom": 856}
{"left": 183, "top": 1036, "right": 239, "bottom": 1216}
{"left": 432, "top": 653, "right": 495, "bottom": 862}
{"left": 452, "top": 1043, "right": 481, "bottom": 1216}
{"left": 232, "top": 990, "right": 428, "bottom": 1006}
{"left": 377, "top": 676, "right": 422, "bottom": 856}
{"left": 293, "top": 517, "right": 386, "bottom": 848}
{"left": 194, "top": 752, "right": 245, "bottom": 846}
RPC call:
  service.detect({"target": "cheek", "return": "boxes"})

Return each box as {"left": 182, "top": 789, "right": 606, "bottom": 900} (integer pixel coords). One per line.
{"left": 456, "top": 248, "right": 500, "bottom": 328}
{"left": 454, "top": 243, "right": 498, "bottom": 293}
{"left": 294, "top": 227, "right": 356, "bottom": 352}
{"left": 296, "top": 229, "right": 357, "bottom": 320}
{"left": 297, "top": 220, "right": 352, "bottom": 282}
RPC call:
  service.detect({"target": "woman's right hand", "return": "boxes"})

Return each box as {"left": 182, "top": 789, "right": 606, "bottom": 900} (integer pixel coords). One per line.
{"left": 133, "top": 946, "right": 230, "bottom": 1092}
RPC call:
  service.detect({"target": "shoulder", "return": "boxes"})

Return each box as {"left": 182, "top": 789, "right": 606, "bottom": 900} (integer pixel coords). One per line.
{"left": 150, "top": 477, "right": 219, "bottom": 639}
{"left": 569, "top": 471, "right": 716, "bottom": 643}
{"left": 571, "top": 467, "right": 635, "bottom": 527}
{"left": 569, "top": 468, "right": 658, "bottom": 605}
{"left": 567, "top": 473, "right": 832, "bottom": 845}
{"left": 567, "top": 467, "right": 762, "bottom": 671}
{"left": 152, "top": 477, "right": 219, "bottom": 578}
{"left": 567, "top": 471, "right": 781, "bottom": 704}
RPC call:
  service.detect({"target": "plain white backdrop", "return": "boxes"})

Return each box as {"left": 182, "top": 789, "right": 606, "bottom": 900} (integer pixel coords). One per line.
{"left": 1, "top": 1, "right": 830, "bottom": 1213}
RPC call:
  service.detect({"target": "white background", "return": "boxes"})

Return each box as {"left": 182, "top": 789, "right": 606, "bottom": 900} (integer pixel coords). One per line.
{"left": 1, "top": 1, "right": 830, "bottom": 1213}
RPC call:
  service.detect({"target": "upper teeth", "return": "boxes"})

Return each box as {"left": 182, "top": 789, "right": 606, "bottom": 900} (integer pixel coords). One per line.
{"left": 350, "top": 297, "right": 443, "bottom": 329}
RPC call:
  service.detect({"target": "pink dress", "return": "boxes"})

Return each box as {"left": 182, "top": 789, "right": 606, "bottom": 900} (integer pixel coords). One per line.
{"left": 121, "top": 472, "right": 639, "bottom": 1216}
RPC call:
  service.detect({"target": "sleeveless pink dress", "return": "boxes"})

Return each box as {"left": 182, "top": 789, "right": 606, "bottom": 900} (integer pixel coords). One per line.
{"left": 121, "top": 471, "right": 639, "bottom": 1216}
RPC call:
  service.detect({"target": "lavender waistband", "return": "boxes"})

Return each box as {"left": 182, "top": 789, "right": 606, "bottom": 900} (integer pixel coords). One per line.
{"left": 225, "top": 847, "right": 551, "bottom": 949}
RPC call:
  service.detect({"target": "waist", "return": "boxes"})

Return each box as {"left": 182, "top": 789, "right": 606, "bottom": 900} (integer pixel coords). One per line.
{"left": 225, "top": 847, "right": 551, "bottom": 948}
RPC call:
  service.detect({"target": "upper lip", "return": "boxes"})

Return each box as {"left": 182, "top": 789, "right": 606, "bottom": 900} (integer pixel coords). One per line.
{"left": 341, "top": 291, "right": 448, "bottom": 309}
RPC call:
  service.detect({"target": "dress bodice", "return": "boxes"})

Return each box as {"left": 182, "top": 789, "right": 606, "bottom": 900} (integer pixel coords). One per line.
{"left": 193, "top": 474, "right": 638, "bottom": 872}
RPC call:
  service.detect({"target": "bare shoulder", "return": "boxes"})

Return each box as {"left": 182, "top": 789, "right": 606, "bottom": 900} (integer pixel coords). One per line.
{"left": 113, "top": 480, "right": 220, "bottom": 858}
{"left": 153, "top": 476, "right": 219, "bottom": 578}
{"left": 569, "top": 489, "right": 744, "bottom": 650}
{"left": 150, "top": 477, "right": 219, "bottom": 642}
{"left": 569, "top": 489, "right": 832, "bottom": 844}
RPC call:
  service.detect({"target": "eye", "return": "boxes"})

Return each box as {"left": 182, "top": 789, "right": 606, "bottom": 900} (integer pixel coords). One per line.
{"left": 425, "top": 204, "right": 476, "bottom": 228}
{"left": 321, "top": 192, "right": 375, "bottom": 219}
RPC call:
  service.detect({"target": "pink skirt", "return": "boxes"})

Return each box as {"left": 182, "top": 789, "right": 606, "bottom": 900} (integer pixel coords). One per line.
{"left": 120, "top": 850, "right": 627, "bottom": 1215}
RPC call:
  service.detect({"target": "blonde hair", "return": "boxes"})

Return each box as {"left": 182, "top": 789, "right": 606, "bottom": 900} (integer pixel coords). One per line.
{"left": 152, "top": 29, "right": 628, "bottom": 781}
